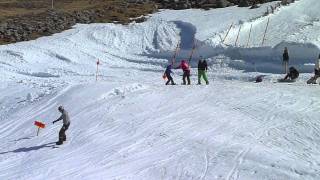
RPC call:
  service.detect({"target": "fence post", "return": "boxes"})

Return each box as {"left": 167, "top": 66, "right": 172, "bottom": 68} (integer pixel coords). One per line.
{"left": 261, "top": 17, "right": 270, "bottom": 46}
{"left": 222, "top": 22, "right": 234, "bottom": 44}
{"left": 246, "top": 24, "right": 253, "bottom": 48}
{"left": 235, "top": 24, "right": 242, "bottom": 47}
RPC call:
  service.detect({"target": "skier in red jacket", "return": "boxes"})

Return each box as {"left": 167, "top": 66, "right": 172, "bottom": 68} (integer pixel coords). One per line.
{"left": 176, "top": 60, "right": 191, "bottom": 85}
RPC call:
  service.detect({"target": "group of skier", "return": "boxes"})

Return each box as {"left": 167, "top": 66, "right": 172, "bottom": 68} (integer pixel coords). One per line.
{"left": 50, "top": 48, "right": 320, "bottom": 146}
{"left": 280, "top": 47, "right": 320, "bottom": 84}
{"left": 164, "top": 56, "right": 209, "bottom": 85}
{"left": 280, "top": 47, "right": 300, "bottom": 81}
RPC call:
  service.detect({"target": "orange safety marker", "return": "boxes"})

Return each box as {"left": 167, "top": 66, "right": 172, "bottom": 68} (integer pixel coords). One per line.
{"left": 34, "top": 121, "right": 46, "bottom": 136}
{"left": 162, "top": 73, "right": 167, "bottom": 80}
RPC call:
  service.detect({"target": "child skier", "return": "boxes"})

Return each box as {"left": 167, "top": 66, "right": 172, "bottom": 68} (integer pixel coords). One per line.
{"left": 164, "top": 64, "right": 176, "bottom": 85}
{"left": 52, "top": 106, "right": 70, "bottom": 145}
{"left": 176, "top": 60, "right": 191, "bottom": 85}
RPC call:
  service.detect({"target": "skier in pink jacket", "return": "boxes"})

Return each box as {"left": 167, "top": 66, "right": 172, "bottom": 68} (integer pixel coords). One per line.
{"left": 176, "top": 60, "right": 191, "bottom": 85}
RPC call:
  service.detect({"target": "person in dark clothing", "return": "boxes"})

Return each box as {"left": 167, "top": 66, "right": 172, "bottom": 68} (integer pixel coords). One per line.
{"left": 176, "top": 60, "right": 191, "bottom": 85}
{"left": 53, "top": 106, "right": 70, "bottom": 145}
{"left": 284, "top": 66, "right": 299, "bottom": 80}
{"left": 307, "top": 54, "right": 320, "bottom": 84}
{"left": 164, "top": 64, "right": 176, "bottom": 85}
{"left": 197, "top": 56, "right": 209, "bottom": 85}
{"left": 283, "top": 47, "right": 289, "bottom": 74}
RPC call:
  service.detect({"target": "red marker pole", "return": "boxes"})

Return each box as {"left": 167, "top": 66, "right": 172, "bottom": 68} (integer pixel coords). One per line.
{"left": 34, "top": 121, "right": 46, "bottom": 136}
{"left": 96, "top": 60, "right": 100, "bottom": 82}
{"left": 37, "top": 127, "right": 40, "bottom": 136}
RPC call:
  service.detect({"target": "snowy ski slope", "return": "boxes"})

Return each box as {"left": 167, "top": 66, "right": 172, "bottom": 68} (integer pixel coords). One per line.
{"left": 1, "top": 0, "right": 320, "bottom": 179}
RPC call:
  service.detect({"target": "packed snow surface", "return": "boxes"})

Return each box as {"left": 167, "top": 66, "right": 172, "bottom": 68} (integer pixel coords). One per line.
{"left": 1, "top": 0, "right": 320, "bottom": 179}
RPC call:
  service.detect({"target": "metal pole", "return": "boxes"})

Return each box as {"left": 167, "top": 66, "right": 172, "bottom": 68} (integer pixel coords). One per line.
{"left": 188, "top": 40, "right": 196, "bottom": 64}
{"left": 222, "top": 22, "right": 233, "bottom": 44}
{"left": 235, "top": 24, "right": 242, "bottom": 47}
{"left": 52, "top": 0, "right": 54, "bottom": 9}
{"left": 246, "top": 24, "right": 253, "bottom": 48}
{"left": 37, "top": 127, "right": 40, "bottom": 136}
{"left": 261, "top": 17, "right": 270, "bottom": 46}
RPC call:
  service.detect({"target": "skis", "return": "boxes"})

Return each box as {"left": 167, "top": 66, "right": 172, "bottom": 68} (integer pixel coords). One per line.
{"left": 277, "top": 78, "right": 296, "bottom": 83}
{"left": 307, "top": 77, "right": 318, "bottom": 84}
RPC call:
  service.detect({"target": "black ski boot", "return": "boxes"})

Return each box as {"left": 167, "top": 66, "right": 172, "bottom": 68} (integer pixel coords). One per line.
{"left": 56, "top": 141, "right": 63, "bottom": 145}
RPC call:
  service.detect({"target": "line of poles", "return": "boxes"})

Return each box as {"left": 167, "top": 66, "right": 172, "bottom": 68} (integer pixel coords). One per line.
{"left": 222, "top": 17, "right": 271, "bottom": 48}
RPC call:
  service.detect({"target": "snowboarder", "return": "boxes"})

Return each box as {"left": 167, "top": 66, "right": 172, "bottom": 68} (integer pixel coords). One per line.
{"left": 164, "top": 64, "right": 176, "bottom": 85}
{"left": 284, "top": 66, "right": 299, "bottom": 81}
{"left": 197, "top": 56, "right": 209, "bottom": 85}
{"left": 52, "top": 106, "right": 70, "bottom": 145}
{"left": 307, "top": 54, "right": 320, "bottom": 84}
{"left": 283, "top": 47, "right": 289, "bottom": 74}
{"left": 176, "top": 60, "right": 191, "bottom": 85}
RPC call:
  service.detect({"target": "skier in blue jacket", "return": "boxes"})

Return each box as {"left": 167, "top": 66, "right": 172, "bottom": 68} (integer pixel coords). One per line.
{"left": 164, "top": 64, "right": 176, "bottom": 85}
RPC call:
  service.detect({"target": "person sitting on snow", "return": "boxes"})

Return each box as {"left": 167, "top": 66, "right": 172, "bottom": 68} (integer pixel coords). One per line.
{"left": 197, "top": 56, "right": 209, "bottom": 85}
{"left": 164, "top": 64, "right": 176, "bottom": 85}
{"left": 284, "top": 66, "right": 299, "bottom": 80}
{"left": 176, "top": 60, "right": 191, "bottom": 85}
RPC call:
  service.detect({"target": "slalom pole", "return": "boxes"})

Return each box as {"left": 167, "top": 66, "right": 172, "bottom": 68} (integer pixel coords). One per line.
{"left": 246, "top": 24, "right": 253, "bottom": 48}
{"left": 234, "top": 24, "right": 242, "bottom": 47}
{"left": 96, "top": 60, "right": 100, "bottom": 82}
{"left": 261, "top": 17, "right": 270, "bottom": 46}
{"left": 37, "top": 127, "right": 40, "bottom": 136}
{"left": 222, "top": 22, "right": 234, "bottom": 44}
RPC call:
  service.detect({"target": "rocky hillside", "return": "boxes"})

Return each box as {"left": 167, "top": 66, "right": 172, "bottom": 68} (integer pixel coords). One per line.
{"left": 150, "top": 0, "right": 284, "bottom": 9}
{"left": 0, "top": 0, "right": 294, "bottom": 45}
{"left": 0, "top": 0, "right": 156, "bottom": 45}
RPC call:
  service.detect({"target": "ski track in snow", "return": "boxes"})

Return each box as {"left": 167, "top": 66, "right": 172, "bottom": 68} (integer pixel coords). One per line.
{"left": 1, "top": 0, "right": 320, "bottom": 179}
